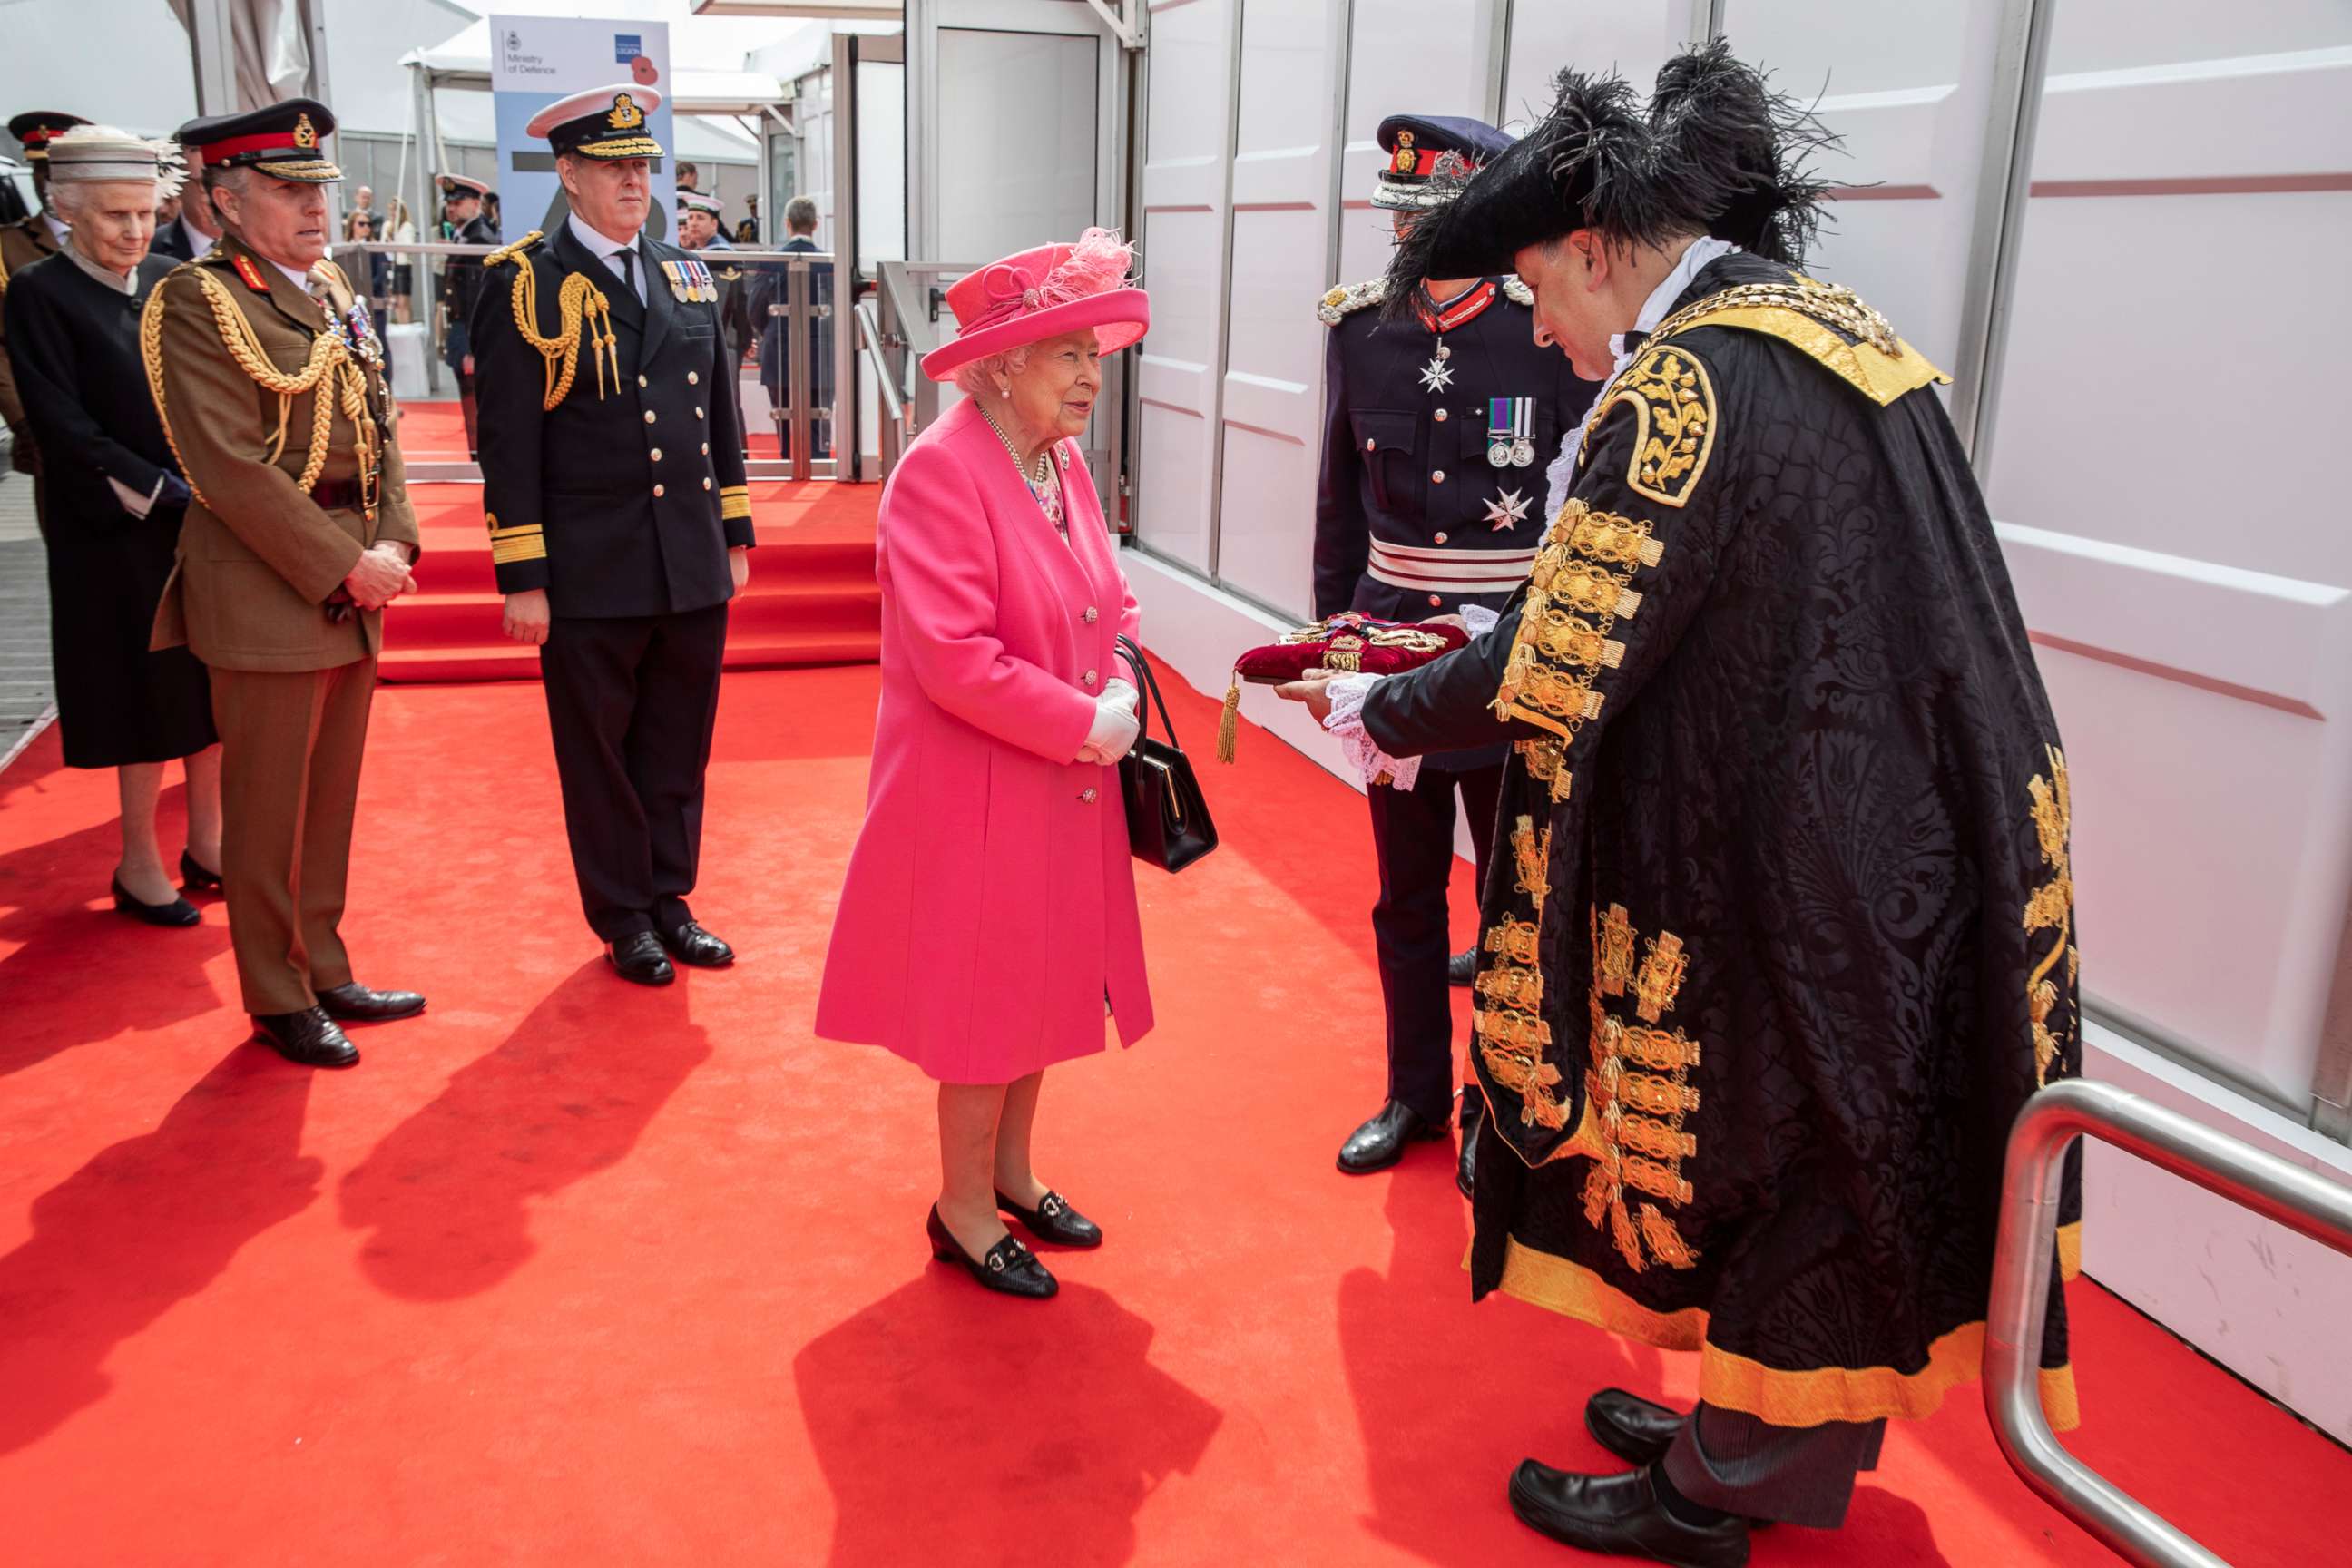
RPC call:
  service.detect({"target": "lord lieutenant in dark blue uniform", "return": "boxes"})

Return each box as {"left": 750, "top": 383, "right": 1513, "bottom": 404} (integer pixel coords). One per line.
{"left": 1318, "top": 114, "right": 1594, "bottom": 1191}
{"left": 472, "top": 83, "right": 756, "bottom": 986}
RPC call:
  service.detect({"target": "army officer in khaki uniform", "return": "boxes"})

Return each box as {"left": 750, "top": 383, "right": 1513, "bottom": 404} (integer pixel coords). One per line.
{"left": 145, "top": 98, "right": 426, "bottom": 1068}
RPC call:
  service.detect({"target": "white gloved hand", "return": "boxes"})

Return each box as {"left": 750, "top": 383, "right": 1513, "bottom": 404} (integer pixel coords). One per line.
{"left": 1077, "top": 691, "right": 1142, "bottom": 764}
{"left": 1102, "top": 676, "right": 1140, "bottom": 715}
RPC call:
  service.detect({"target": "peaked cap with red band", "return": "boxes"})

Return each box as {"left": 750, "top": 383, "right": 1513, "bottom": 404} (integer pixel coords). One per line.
{"left": 919, "top": 228, "right": 1150, "bottom": 382}
{"left": 9, "top": 111, "right": 91, "bottom": 163}
{"left": 180, "top": 97, "right": 342, "bottom": 184}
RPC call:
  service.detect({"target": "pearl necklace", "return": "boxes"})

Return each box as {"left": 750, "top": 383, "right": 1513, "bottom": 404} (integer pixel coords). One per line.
{"left": 977, "top": 401, "right": 1053, "bottom": 488}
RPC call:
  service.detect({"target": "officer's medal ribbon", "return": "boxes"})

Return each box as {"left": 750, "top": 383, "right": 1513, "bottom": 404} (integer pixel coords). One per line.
{"left": 1488, "top": 397, "right": 1534, "bottom": 468}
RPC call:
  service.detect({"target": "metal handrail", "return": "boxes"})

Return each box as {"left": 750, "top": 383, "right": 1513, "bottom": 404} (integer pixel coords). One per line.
{"left": 856, "top": 299, "right": 910, "bottom": 477}
{"left": 1986, "top": 1077, "right": 2352, "bottom": 1568}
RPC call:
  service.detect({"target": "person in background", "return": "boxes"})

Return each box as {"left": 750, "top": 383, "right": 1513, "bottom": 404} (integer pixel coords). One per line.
{"left": 152, "top": 130, "right": 221, "bottom": 263}
{"left": 817, "top": 230, "right": 1152, "bottom": 1301}
{"left": 387, "top": 194, "right": 416, "bottom": 323}
{"left": 147, "top": 97, "right": 426, "bottom": 1068}
{"left": 5, "top": 125, "right": 220, "bottom": 926}
{"left": 342, "top": 182, "right": 374, "bottom": 241}
{"left": 347, "top": 210, "right": 391, "bottom": 319}
{"left": 674, "top": 160, "right": 700, "bottom": 194}
{"left": 679, "top": 189, "right": 753, "bottom": 390}
{"left": 153, "top": 190, "right": 181, "bottom": 228}
{"left": 1316, "top": 113, "right": 1593, "bottom": 1195}
{"left": 733, "top": 192, "right": 759, "bottom": 246}
{"left": 436, "top": 172, "right": 494, "bottom": 458}
{"left": 1, "top": 111, "right": 89, "bottom": 489}
{"left": 749, "top": 194, "right": 828, "bottom": 459}
{"left": 471, "top": 83, "right": 753, "bottom": 986}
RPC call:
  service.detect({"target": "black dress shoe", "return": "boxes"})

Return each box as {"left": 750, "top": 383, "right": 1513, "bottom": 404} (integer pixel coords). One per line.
{"left": 1449, "top": 947, "right": 1476, "bottom": 985}
{"left": 1509, "top": 1460, "right": 1750, "bottom": 1568}
{"left": 317, "top": 982, "right": 426, "bottom": 1023}
{"left": 1585, "top": 1388, "right": 1689, "bottom": 1467}
{"left": 659, "top": 920, "right": 735, "bottom": 968}
{"left": 926, "top": 1206, "right": 1057, "bottom": 1298}
{"left": 112, "top": 874, "right": 200, "bottom": 927}
{"left": 1458, "top": 1106, "right": 1484, "bottom": 1200}
{"left": 180, "top": 850, "right": 224, "bottom": 893}
{"left": 607, "top": 932, "right": 676, "bottom": 985}
{"left": 250, "top": 1007, "right": 360, "bottom": 1069}
{"left": 1337, "top": 1100, "right": 1446, "bottom": 1174}
{"left": 995, "top": 1188, "right": 1102, "bottom": 1248}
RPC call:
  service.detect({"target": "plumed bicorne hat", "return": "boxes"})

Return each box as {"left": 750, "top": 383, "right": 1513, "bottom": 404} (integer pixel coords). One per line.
{"left": 1382, "top": 40, "right": 1836, "bottom": 318}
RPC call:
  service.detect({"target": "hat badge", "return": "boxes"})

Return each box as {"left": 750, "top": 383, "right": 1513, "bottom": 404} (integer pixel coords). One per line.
{"left": 1432, "top": 149, "right": 1473, "bottom": 179}
{"left": 1390, "top": 129, "right": 1416, "bottom": 176}
{"left": 608, "top": 93, "right": 645, "bottom": 131}
{"left": 293, "top": 113, "right": 317, "bottom": 150}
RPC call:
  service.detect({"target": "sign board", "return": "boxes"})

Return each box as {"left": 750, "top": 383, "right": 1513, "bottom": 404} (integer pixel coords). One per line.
{"left": 488, "top": 15, "right": 678, "bottom": 244}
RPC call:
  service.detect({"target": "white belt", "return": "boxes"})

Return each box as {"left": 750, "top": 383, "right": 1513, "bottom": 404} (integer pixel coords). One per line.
{"left": 1367, "top": 539, "right": 1539, "bottom": 593}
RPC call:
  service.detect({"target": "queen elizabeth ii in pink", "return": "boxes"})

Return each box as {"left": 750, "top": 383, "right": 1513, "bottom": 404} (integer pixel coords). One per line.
{"left": 816, "top": 230, "right": 1153, "bottom": 1300}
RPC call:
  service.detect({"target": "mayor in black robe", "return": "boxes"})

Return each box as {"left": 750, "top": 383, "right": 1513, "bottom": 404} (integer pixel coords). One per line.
{"left": 1284, "top": 45, "right": 2083, "bottom": 1564}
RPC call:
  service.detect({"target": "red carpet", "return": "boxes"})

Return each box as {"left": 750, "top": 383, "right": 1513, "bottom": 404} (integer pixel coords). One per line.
{"left": 385, "top": 401, "right": 876, "bottom": 683}
{"left": 0, "top": 665, "right": 2345, "bottom": 1565}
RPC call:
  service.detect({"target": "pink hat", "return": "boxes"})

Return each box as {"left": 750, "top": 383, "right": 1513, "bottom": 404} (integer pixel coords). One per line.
{"left": 920, "top": 229, "right": 1150, "bottom": 382}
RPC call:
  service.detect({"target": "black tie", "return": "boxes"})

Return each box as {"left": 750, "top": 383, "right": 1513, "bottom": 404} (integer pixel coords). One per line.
{"left": 617, "top": 248, "right": 636, "bottom": 300}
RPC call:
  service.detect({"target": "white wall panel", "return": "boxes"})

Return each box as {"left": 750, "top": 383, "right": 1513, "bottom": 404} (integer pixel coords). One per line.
{"left": 936, "top": 30, "right": 1100, "bottom": 264}
{"left": 1499, "top": 3, "right": 1683, "bottom": 133}
{"left": 1335, "top": 0, "right": 1496, "bottom": 288}
{"left": 1135, "top": 0, "right": 1239, "bottom": 572}
{"left": 1985, "top": 2, "right": 2352, "bottom": 1112}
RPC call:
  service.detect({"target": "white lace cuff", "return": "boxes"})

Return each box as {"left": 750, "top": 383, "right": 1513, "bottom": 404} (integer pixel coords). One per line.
{"left": 1460, "top": 603, "right": 1500, "bottom": 640}
{"left": 1323, "top": 673, "right": 1420, "bottom": 791}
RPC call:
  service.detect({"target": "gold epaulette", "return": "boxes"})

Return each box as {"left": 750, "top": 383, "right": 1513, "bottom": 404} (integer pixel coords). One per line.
{"left": 1317, "top": 278, "right": 1385, "bottom": 326}
{"left": 1651, "top": 275, "right": 1946, "bottom": 407}
{"left": 497, "top": 232, "right": 619, "bottom": 411}
{"left": 484, "top": 230, "right": 544, "bottom": 269}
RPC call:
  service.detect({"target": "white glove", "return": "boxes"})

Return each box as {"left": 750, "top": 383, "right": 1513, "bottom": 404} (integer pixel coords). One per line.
{"left": 1076, "top": 688, "right": 1141, "bottom": 764}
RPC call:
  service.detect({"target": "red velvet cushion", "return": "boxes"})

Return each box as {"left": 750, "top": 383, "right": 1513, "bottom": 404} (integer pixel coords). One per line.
{"left": 1232, "top": 612, "right": 1469, "bottom": 684}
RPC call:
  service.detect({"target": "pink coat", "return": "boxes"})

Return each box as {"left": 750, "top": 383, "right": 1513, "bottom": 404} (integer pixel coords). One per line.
{"left": 816, "top": 399, "right": 1154, "bottom": 1083}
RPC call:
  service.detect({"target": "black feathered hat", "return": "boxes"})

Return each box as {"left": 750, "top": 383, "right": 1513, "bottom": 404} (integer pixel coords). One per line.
{"left": 1384, "top": 41, "right": 1836, "bottom": 316}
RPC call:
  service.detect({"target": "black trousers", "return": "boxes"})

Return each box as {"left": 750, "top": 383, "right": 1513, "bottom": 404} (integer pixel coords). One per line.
{"left": 1365, "top": 760, "right": 1504, "bottom": 1125}
{"left": 456, "top": 375, "right": 480, "bottom": 462}
{"left": 539, "top": 603, "right": 729, "bottom": 943}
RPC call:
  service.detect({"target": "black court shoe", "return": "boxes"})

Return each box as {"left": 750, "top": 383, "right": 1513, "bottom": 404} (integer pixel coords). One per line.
{"left": 180, "top": 850, "right": 224, "bottom": 894}
{"left": 995, "top": 1188, "right": 1102, "bottom": 1249}
{"left": 927, "top": 1207, "right": 1057, "bottom": 1299}
{"left": 113, "top": 874, "right": 200, "bottom": 927}
{"left": 1508, "top": 1460, "right": 1750, "bottom": 1568}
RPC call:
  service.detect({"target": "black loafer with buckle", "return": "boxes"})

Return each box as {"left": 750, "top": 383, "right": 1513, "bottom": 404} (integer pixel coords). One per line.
{"left": 927, "top": 1206, "right": 1057, "bottom": 1298}
{"left": 996, "top": 1188, "right": 1102, "bottom": 1249}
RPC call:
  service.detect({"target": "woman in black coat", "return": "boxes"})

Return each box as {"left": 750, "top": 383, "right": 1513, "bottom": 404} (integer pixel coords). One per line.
{"left": 5, "top": 126, "right": 219, "bottom": 926}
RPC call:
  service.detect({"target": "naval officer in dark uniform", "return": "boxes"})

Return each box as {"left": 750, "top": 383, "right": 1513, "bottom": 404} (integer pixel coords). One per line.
{"left": 1318, "top": 113, "right": 1594, "bottom": 1191}
{"left": 471, "top": 83, "right": 755, "bottom": 985}
{"left": 437, "top": 172, "right": 495, "bottom": 458}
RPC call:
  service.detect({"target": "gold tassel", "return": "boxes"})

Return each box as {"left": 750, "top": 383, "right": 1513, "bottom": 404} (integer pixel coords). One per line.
{"left": 1216, "top": 674, "right": 1241, "bottom": 764}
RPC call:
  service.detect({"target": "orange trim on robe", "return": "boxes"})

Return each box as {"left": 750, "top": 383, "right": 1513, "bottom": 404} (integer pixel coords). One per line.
{"left": 1484, "top": 1226, "right": 2084, "bottom": 1432}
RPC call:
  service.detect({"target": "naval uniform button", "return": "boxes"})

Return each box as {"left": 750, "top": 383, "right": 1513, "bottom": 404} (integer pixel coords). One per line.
{"left": 1434, "top": 407, "right": 1448, "bottom": 422}
{"left": 644, "top": 410, "right": 657, "bottom": 425}
{"left": 653, "top": 484, "right": 665, "bottom": 498}
{"left": 1082, "top": 607, "right": 1099, "bottom": 623}
{"left": 701, "top": 442, "right": 710, "bottom": 456}
{"left": 702, "top": 477, "right": 712, "bottom": 490}
{"left": 695, "top": 406, "right": 706, "bottom": 420}
{"left": 1434, "top": 532, "right": 1448, "bottom": 544}
{"left": 688, "top": 371, "right": 700, "bottom": 386}
{"left": 1428, "top": 593, "right": 1443, "bottom": 607}
{"left": 650, "top": 447, "right": 662, "bottom": 461}
{"left": 1432, "top": 469, "right": 1446, "bottom": 484}
{"left": 637, "top": 374, "right": 647, "bottom": 388}
{"left": 1080, "top": 787, "right": 1098, "bottom": 804}
{"left": 1365, "top": 438, "right": 1376, "bottom": 452}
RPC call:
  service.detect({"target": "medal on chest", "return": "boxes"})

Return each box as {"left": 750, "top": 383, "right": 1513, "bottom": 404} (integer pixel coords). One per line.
{"left": 1486, "top": 397, "right": 1534, "bottom": 467}
{"left": 1413, "top": 279, "right": 1498, "bottom": 397}
{"left": 662, "top": 258, "right": 717, "bottom": 304}
{"left": 340, "top": 297, "right": 385, "bottom": 368}
{"left": 1483, "top": 486, "right": 1532, "bottom": 532}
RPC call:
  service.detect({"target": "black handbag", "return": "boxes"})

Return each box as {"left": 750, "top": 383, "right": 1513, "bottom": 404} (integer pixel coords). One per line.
{"left": 1113, "top": 635, "right": 1218, "bottom": 873}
